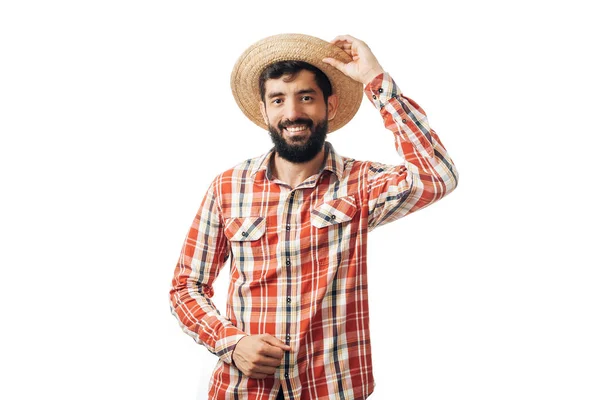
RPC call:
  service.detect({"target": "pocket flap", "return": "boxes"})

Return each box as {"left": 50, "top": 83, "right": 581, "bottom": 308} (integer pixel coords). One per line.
{"left": 224, "top": 216, "right": 266, "bottom": 241}
{"left": 310, "top": 196, "right": 357, "bottom": 228}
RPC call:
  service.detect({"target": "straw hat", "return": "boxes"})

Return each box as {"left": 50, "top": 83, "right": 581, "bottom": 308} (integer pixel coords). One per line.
{"left": 230, "top": 33, "right": 363, "bottom": 133}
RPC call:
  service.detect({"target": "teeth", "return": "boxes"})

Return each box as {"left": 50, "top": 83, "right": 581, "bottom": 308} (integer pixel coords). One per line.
{"left": 286, "top": 125, "right": 307, "bottom": 133}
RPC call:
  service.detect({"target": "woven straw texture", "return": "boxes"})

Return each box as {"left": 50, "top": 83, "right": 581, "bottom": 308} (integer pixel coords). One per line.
{"left": 230, "top": 34, "right": 363, "bottom": 133}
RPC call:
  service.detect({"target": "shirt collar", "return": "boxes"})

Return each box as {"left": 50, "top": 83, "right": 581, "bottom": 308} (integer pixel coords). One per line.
{"left": 250, "top": 141, "right": 344, "bottom": 182}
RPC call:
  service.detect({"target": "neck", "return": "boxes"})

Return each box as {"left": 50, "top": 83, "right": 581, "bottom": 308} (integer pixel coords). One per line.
{"left": 271, "top": 147, "right": 326, "bottom": 189}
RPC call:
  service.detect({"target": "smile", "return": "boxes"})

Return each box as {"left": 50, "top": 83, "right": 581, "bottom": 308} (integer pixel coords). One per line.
{"left": 285, "top": 125, "right": 309, "bottom": 133}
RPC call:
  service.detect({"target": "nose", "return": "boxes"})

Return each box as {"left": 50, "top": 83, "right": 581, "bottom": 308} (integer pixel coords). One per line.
{"left": 283, "top": 99, "right": 303, "bottom": 121}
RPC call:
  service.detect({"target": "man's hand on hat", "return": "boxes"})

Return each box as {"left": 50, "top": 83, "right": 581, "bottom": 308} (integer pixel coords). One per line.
{"left": 323, "top": 35, "right": 385, "bottom": 85}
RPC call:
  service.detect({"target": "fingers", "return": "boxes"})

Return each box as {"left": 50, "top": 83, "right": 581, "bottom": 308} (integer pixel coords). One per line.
{"left": 258, "top": 354, "right": 284, "bottom": 368}
{"left": 261, "top": 334, "right": 291, "bottom": 351}
{"left": 330, "top": 34, "right": 361, "bottom": 45}
{"left": 331, "top": 41, "right": 353, "bottom": 52}
{"left": 252, "top": 363, "right": 279, "bottom": 374}
{"left": 322, "top": 57, "right": 346, "bottom": 72}
{"left": 330, "top": 35, "right": 368, "bottom": 52}
{"left": 329, "top": 35, "right": 355, "bottom": 58}
{"left": 232, "top": 334, "right": 292, "bottom": 379}
{"left": 247, "top": 363, "right": 279, "bottom": 379}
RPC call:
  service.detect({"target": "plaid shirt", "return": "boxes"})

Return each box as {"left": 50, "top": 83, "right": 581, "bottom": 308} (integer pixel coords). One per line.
{"left": 170, "top": 73, "right": 458, "bottom": 399}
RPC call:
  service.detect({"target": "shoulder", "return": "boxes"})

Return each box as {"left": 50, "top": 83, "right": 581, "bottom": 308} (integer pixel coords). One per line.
{"left": 335, "top": 154, "right": 374, "bottom": 180}
{"left": 210, "top": 152, "right": 268, "bottom": 189}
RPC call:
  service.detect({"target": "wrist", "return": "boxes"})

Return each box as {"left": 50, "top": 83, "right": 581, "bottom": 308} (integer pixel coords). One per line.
{"left": 362, "top": 66, "right": 385, "bottom": 85}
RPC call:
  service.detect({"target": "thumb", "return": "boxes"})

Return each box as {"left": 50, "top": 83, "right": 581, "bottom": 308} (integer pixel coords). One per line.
{"left": 322, "top": 57, "right": 347, "bottom": 73}
{"left": 261, "top": 334, "right": 291, "bottom": 351}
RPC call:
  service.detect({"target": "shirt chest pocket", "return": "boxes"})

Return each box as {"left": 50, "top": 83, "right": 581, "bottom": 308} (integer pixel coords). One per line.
{"left": 224, "top": 216, "right": 266, "bottom": 242}
{"left": 310, "top": 196, "right": 357, "bottom": 228}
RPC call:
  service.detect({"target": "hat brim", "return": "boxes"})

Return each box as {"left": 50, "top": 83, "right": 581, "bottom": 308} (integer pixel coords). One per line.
{"left": 230, "top": 33, "right": 363, "bottom": 133}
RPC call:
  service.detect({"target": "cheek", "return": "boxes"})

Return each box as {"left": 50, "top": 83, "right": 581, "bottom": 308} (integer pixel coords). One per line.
{"left": 265, "top": 109, "right": 282, "bottom": 126}
{"left": 308, "top": 105, "right": 327, "bottom": 121}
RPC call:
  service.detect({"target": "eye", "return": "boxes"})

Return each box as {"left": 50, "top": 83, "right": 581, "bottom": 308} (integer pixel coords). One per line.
{"left": 272, "top": 98, "right": 282, "bottom": 105}
{"left": 301, "top": 95, "right": 313, "bottom": 102}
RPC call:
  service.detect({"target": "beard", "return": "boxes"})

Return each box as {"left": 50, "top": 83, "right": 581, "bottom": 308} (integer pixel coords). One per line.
{"left": 268, "top": 116, "right": 328, "bottom": 163}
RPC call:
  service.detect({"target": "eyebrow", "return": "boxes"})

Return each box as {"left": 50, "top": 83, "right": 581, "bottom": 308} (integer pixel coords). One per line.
{"left": 266, "top": 88, "right": 318, "bottom": 99}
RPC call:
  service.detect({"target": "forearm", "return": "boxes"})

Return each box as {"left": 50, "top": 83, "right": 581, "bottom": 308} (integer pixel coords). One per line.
{"left": 170, "top": 261, "right": 246, "bottom": 363}
{"left": 169, "top": 183, "right": 246, "bottom": 364}
{"left": 365, "top": 73, "right": 458, "bottom": 226}
{"left": 367, "top": 73, "right": 456, "bottom": 166}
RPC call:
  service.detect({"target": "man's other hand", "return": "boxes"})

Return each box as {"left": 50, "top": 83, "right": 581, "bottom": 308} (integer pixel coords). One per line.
{"left": 232, "top": 334, "right": 291, "bottom": 379}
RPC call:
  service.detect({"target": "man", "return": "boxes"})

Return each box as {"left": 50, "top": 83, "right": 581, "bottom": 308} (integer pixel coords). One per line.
{"left": 170, "top": 33, "right": 458, "bottom": 400}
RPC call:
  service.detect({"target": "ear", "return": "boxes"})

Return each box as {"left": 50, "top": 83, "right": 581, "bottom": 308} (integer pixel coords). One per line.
{"left": 259, "top": 101, "right": 269, "bottom": 125}
{"left": 327, "top": 94, "right": 339, "bottom": 121}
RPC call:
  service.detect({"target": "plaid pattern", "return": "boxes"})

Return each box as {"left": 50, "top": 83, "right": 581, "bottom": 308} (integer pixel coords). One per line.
{"left": 170, "top": 73, "right": 458, "bottom": 400}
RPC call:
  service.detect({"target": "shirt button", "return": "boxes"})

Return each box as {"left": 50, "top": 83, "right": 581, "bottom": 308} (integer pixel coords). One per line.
{"left": 286, "top": 259, "right": 291, "bottom": 266}
{"left": 402, "top": 118, "right": 407, "bottom": 123}
{"left": 286, "top": 335, "right": 291, "bottom": 341}
{"left": 284, "top": 373, "right": 289, "bottom": 378}
{"left": 241, "top": 232, "right": 248, "bottom": 237}
{"left": 286, "top": 224, "right": 291, "bottom": 231}
{"left": 378, "top": 88, "right": 384, "bottom": 93}
{"left": 372, "top": 94, "right": 377, "bottom": 99}
{"left": 330, "top": 215, "right": 336, "bottom": 220}
{"left": 286, "top": 297, "right": 291, "bottom": 303}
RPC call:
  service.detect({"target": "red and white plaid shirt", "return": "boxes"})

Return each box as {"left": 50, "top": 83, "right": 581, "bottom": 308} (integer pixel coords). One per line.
{"left": 170, "top": 73, "right": 458, "bottom": 399}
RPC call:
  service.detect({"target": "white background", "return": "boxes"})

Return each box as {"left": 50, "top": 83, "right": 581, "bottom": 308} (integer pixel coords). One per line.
{"left": 1, "top": 1, "right": 598, "bottom": 399}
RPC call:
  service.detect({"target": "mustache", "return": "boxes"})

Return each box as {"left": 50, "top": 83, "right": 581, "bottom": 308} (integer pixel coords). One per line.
{"left": 278, "top": 118, "right": 314, "bottom": 131}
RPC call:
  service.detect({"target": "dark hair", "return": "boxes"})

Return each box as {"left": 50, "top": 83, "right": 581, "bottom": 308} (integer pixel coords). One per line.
{"left": 259, "top": 61, "right": 332, "bottom": 103}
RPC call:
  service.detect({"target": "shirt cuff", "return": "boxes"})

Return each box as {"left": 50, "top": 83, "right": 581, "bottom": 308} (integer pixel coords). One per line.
{"left": 214, "top": 326, "right": 248, "bottom": 365}
{"left": 364, "top": 72, "right": 402, "bottom": 109}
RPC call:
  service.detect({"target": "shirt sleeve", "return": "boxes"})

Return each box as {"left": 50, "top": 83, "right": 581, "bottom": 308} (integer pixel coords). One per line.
{"left": 169, "top": 179, "right": 247, "bottom": 364}
{"left": 363, "top": 72, "right": 459, "bottom": 230}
